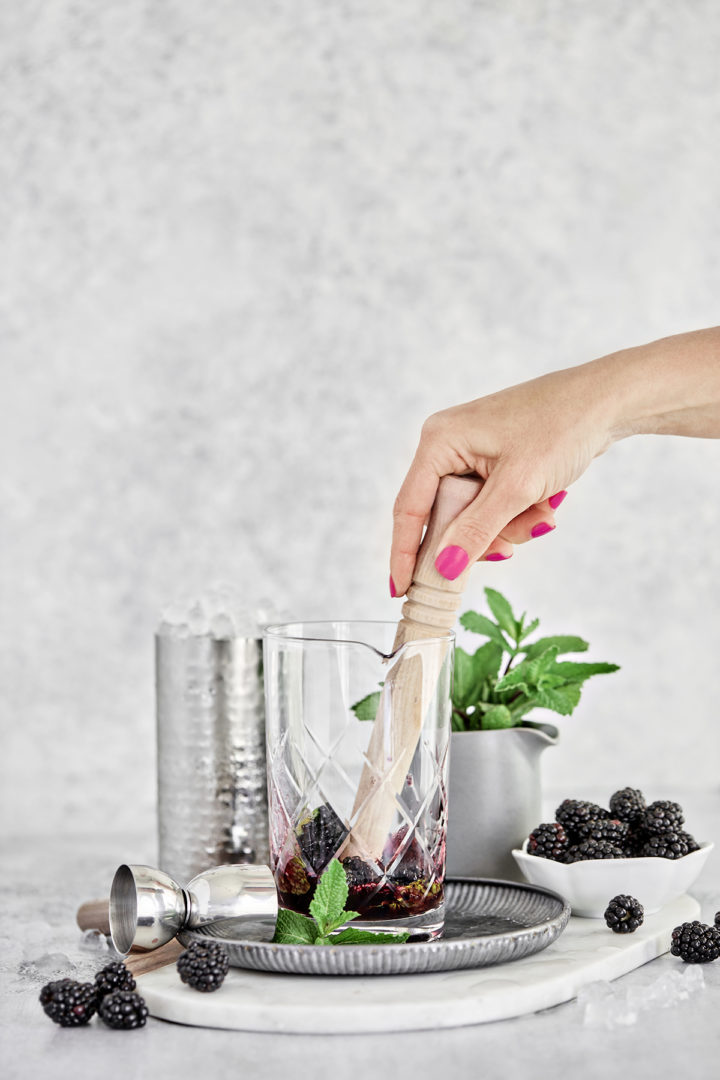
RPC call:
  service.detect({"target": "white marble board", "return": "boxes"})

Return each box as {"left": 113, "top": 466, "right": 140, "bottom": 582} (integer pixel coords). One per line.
{"left": 137, "top": 894, "right": 699, "bottom": 1033}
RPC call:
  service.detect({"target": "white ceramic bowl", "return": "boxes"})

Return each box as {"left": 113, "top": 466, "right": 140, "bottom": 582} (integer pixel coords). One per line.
{"left": 512, "top": 841, "right": 714, "bottom": 917}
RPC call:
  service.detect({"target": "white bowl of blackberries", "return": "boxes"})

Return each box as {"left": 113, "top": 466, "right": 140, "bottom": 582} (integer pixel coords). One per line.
{"left": 512, "top": 788, "right": 713, "bottom": 917}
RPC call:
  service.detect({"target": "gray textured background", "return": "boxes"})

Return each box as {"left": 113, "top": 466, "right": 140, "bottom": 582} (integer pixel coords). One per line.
{"left": 2, "top": 0, "right": 719, "bottom": 839}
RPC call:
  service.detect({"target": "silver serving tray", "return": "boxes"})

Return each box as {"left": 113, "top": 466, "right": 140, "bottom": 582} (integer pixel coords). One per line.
{"left": 177, "top": 878, "right": 571, "bottom": 976}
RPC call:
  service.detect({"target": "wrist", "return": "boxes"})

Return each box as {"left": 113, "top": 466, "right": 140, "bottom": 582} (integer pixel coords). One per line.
{"left": 590, "top": 329, "right": 720, "bottom": 441}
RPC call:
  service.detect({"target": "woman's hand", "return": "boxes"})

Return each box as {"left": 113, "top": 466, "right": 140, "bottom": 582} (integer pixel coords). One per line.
{"left": 389, "top": 363, "right": 616, "bottom": 595}
{"left": 390, "top": 327, "right": 720, "bottom": 596}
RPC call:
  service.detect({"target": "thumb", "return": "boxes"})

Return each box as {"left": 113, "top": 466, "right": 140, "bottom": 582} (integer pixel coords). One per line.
{"left": 433, "top": 470, "right": 535, "bottom": 580}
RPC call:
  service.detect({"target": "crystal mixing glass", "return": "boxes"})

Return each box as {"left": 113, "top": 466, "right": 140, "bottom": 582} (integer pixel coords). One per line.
{"left": 264, "top": 621, "right": 454, "bottom": 940}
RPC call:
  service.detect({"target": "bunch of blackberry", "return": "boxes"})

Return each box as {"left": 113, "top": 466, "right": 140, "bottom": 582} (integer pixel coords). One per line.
{"left": 608, "top": 787, "right": 646, "bottom": 827}
{"left": 40, "top": 961, "right": 147, "bottom": 1030}
{"left": 177, "top": 940, "right": 230, "bottom": 992}
{"left": 527, "top": 789, "right": 702, "bottom": 863}
{"left": 671, "top": 921, "right": 720, "bottom": 963}
{"left": 638, "top": 831, "right": 699, "bottom": 859}
{"left": 643, "top": 801, "right": 684, "bottom": 834}
{"left": 39, "top": 979, "right": 98, "bottom": 1027}
{"left": 567, "top": 839, "right": 626, "bottom": 861}
{"left": 98, "top": 991, "right": 149, "bottom": 1029}
{"left": 604, "top": 894, "right": 644, "bottom": 934}
{"left": 94, "top": 961, "right": 136, "bottom": 999}
{"left": 527, "top": 823, "right": 569, "bottom": 861}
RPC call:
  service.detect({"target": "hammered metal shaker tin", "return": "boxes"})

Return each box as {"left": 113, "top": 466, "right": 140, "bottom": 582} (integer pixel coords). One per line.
{"left": 156, "top": 626, "right": 269, "bottom": 884}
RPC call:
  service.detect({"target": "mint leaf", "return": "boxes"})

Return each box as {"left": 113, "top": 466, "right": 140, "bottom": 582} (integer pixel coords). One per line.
{"left": 309, "top": 859, "right": 348, "bottom": 932}
{"left": 459, "top": 610, "right": 510, "bottom": 650}
{"left": 550, "top": 660, "right": 620, "bottom": 682}
{"left": 518, "top": 616, "right": 540, "bottom": 642}
{"left": 480, "top": 704, "right": 515, "bottom": 729}
{"left": 351, "top": 690, "right": 381, "bottom": 721}
{"left": 274, "top": 861, "right": 415, "bottom": 947}
{"left": 471, "top": 641, "right": 503, "bottom": 683}
{"left": 495, "top": 647, "right": 561, "bottom": 694}
{"left": 453, "top": 645, "right": 501, "bottom": 709}
{"left": 484, "top": 588, "right": 518, "bottom": 640}
{"left": 522, "top": 635, "right": 589, "bottom": 660}
{"left": 272, "top": 909, "right": 318, "bottom": 945}
{"left": 321, "top": 910, "right": 360, "bottom": 936}
{"left": 331, "top": 928, "right": 410, "bottom": 945}
{"left": 533, "top": 683, "right": 583, "bottom": 715}
{"left": 453, "top": 647, "right": 480, "bottom": 708}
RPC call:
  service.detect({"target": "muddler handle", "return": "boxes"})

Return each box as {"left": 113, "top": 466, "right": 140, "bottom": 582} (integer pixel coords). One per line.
{"left": 343, "top": 473, "right": 484, "bottom": 860}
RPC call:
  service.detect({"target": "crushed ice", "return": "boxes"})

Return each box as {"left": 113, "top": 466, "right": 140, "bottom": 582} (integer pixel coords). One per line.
{"left": 579, "top": 967, "right": 705, "bottom": 1029}
{"left": 157, "top": 583, "right": 289, "bottom": 640}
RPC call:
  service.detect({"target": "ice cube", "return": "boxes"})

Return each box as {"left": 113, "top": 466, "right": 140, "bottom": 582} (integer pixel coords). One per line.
{"left": 255, "top": 598, "right": 289, "bottom": 630}
{"left": 577, "top": 980, "right": 614, "bottom": 1007}
{"left": 210, "top": 611, "right": 236, "bottom": 639}
{"left": 18, "top": 953, "right": 77, "bottom": 982}
{"left": 157, "top": 619, "right": 191, "bottom": 638}
{"left": 583, "top": 993, "right": 638, "bottom": 1029}
{"left": 187, "top": 601, "right": 209, "bottom": 635}
{"left": 649, "top": 970, "right": 689, "bottom": 1007}
{"left": 579, "top": 981, "right": 638, "bottom": 1029}
{"left": 159, "top": 600, "right": 193, "bottom": 625}
{"left": 682, "top": 965, "right": 705, "bottom": 994}
{"left": 78, "top": 928, "right": 110, "bottom": 954}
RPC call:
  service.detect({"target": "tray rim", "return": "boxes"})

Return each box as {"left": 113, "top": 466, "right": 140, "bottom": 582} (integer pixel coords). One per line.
{"left": 177, "top": 877, "right": 572, "bottom": 975}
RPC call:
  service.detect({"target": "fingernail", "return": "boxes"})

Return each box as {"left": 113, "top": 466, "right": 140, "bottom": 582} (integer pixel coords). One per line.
{"left": 531, "top": 522, "right": 555, "bottom": 538}
{"left": 435, "top": 545, "right": 469, "bottom": 580}
{"left": 389, "top": 575, "right": 397, "bottom": 598}
{"left": 548, "top": 490, "right": 567, "bottom": 510}
{"left": 486, "top": 552, "right": 511, "bottom": 561}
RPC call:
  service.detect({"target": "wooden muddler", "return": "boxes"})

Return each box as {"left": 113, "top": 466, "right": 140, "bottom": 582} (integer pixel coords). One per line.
{"left": 343, "top": 473, "right": 484, "bottom": 861}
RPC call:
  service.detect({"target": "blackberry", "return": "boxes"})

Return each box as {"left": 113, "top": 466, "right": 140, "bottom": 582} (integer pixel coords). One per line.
{"left": 390, "top": 862, "right": 425, "bottom": 886}
{"left": 176, "top": 940, "right": 230, "bottom": 992}
{"left": 670, "top": 921, "right": 720, "bottom": 963}
{"left": 604, "top": 894, "right": 644, "bottom": 934}
{"left": 608, "top": 787, "right": 646, "bottom": 827}
{"left": 575, "top": 818, "right": 629, "bottom": 846}
{"left": 555, "top": 800, "right": 609, "bottom": 841}
{"left": 98, "top": 990, "right": 149, "bottom": 1029}
{"left": 527, "top": 823, "right": 569, "bottom": 861}
{"left": 639, "top": 831, "right": 699, "bottom": 860}
{"left": 715, "top": 912, "right": 720, "bottom": 930}
{"left": 94, "top": 961, "right": 136, "bottom": 1000}
{"left": 277, "top": 853, "right": 313, "bottom": 896}
{"left": 39, "top": 979, "right": 98, "bottom": 1027}
{"left": 565, "top": 839, "right": 626, "bottom": 862}
{"left": 296, "top": 803, "right": 348, "bottom": 873}
{"left": 642, "top": 801, "right": 684, "bottom": 835}
{"left": 624, "top": 827, "right": 650, "bottom": 857}
{"left": 341, "top": 856, "right": 380, "bottom": 887}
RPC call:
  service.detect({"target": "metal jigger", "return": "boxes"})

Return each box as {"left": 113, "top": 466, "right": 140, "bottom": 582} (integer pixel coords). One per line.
{"left": 109, "top": 862, "right": 278, "bottom": 955}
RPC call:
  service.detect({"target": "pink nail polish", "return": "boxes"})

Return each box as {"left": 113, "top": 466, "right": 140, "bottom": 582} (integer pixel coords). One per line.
{"left": 486, "top": 552, "right": 511, "bottom": 561}
{"left": 548, "top": 490, "right": 567, "bottom": 510}
{"left": 531, "top": 522, "right": 555, "bottom": 538}
{"left": 435, "top": 545, "right": 469, "bottom": 580}
{"left": 389, "top": 575, "right": 397, "bottom": 598}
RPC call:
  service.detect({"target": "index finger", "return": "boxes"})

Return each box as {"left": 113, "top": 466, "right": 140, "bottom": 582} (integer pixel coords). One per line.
{"left": 390, "top": 457, "right": 442, "bottom": 596}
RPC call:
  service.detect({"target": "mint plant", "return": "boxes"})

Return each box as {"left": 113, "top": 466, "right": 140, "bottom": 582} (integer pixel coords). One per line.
{"left": 352, "top": 588, "right": 619, "bottom": 732}
{"left": 272, "top": 859, "right": 410, "bottom": 945}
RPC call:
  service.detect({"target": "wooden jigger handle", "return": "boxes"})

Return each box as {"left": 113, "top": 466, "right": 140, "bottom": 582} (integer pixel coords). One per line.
{"left": 342, "top": 473, "right": 483, "bottom": 861}
{"left": 76, "top": 897, "right": 184, "bottom": 975}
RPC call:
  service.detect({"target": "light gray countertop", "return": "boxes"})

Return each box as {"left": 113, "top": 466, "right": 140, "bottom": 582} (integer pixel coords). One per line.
{"left": 2, "top": 789, "right": 719, "bottom": 1080}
